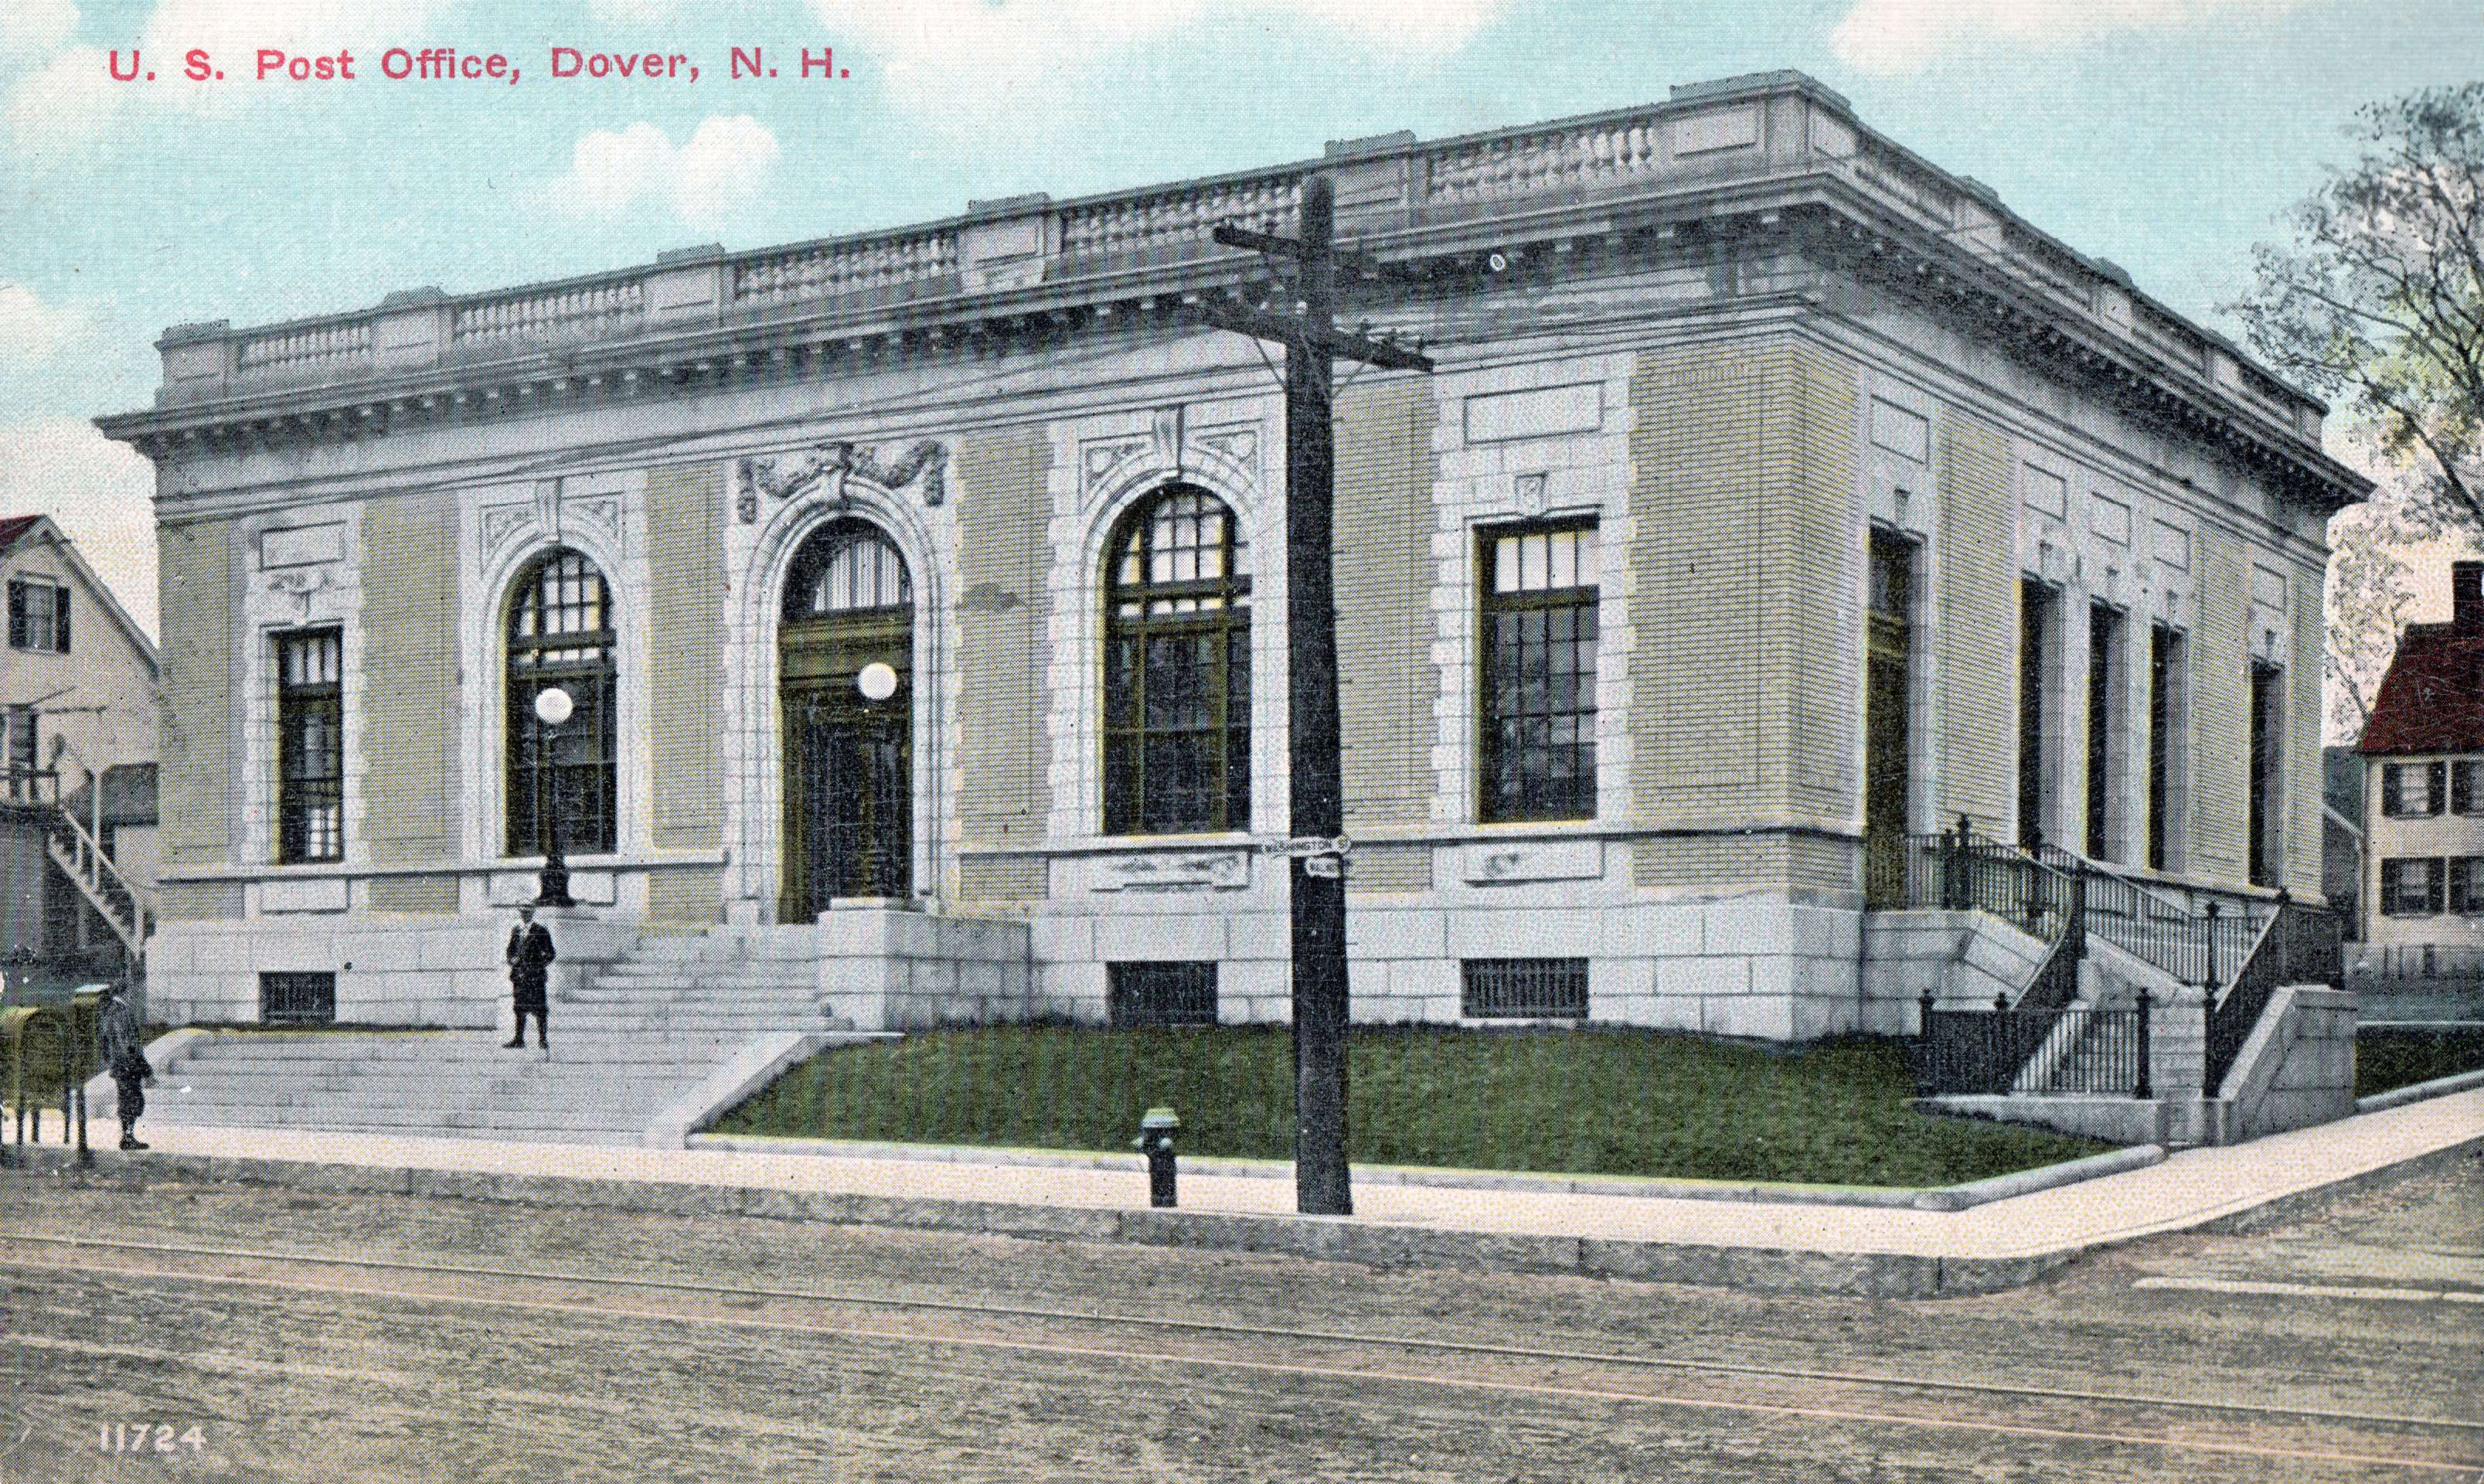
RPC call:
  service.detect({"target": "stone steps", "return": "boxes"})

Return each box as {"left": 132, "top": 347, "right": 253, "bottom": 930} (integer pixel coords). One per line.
{"left": 146, "top": 927, "right": 853, "bottom": 1144}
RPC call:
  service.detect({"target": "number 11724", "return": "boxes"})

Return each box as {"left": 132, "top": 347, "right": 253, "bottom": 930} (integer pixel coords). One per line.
{"left": 100, "top": 1423, "right": 205, "bottom": 1455}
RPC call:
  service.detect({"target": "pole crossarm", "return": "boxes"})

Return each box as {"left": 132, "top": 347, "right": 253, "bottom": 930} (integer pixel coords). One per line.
{"left": 1195, "top": 303, "right": 1434, "bottom": 372}
{"left": 1210, "top": 223, "right": 1431, "bottom": 288}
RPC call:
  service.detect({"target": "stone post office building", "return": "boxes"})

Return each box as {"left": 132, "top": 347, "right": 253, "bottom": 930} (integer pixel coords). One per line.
{"left": 101, "top": 73, "right": 2361, "bottom": 1040}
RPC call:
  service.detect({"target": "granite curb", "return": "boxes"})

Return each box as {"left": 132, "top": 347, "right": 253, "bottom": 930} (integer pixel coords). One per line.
{"left": 0, "top": 1142, "right": 2060, "bottom": 1298}
{"left": 2356, "top": 1067, "right": 2484, "bottom": 1114}
{"left": 686, "top": 1135, "right": 2165, "bottom": 1212}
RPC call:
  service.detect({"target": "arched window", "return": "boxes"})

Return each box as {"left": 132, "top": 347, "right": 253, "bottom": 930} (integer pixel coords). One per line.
{"left": 783, "top": 519, "right": 910, "bottom": 620}
{"left": 506, "top": 549, "right": 617, "bottom": 856}
{"left": 1103, "top": 487, "right": 1251, "bottom": 834}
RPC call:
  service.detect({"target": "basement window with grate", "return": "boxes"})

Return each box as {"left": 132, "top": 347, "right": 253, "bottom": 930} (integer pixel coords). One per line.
{"left": 1461, "top": 958, "right": 1588, "bottom": 1019}
{"left": 260, "top": 972, "right": 336, "bottom": 1025}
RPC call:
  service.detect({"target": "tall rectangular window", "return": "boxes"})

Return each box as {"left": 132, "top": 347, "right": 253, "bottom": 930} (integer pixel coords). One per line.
{"left": 2147, "top": 625, "right": 2185, "bottom": 872}
{"left": 277, "top": 629, "right": 343, "bottom": 863}
{"left": 4, "top": 706, "right": 34, "bottom": 802}
{"left": 2086, "top": 604, "right": 2124, "bottom": 860}
{"left": 1479, "top": 522, "right": 1598, "bottom": 822}
{"left": 2018, "top": 583, "right": 2056, "bottom": 848}
{"left": 2454, "top": 760, "right": 2484, "bottom": 815}
{"left": 6, "top": 580, "right": 70, "bottom": 654}
{"left": 1864, "top": 529, "right": 1915, "bottom": 900}
{"left": 2248, "top": 662, "right": 2283, "bottom": 887}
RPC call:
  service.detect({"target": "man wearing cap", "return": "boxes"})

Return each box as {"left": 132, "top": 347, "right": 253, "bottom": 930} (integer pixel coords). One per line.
{"left": 504, "top": 903, "right": 556, "bottom": 1050}
{"left": 97, "top": 980, "right": 155, "bottom": 1150}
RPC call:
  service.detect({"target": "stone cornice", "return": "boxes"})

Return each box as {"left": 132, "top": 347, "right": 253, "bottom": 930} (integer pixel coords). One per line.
{"left": 97, "top": 70, "right": 2365, "bottom": 509}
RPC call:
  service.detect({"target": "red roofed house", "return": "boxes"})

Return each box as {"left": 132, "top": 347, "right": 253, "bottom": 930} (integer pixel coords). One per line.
{"left": 2360, "top": 560, "right": 2484, "bottom": 952}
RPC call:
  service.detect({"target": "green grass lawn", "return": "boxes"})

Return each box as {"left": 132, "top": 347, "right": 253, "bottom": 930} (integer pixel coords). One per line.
{"left": 713, "top": 1025, "right": 2111, "bottom": 1188}
{"left": 2357, "top": 1027, "right": 2484, "bottom": 1099}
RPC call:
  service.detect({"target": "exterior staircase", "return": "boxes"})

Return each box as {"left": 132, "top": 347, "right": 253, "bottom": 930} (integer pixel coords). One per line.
{"left": 43, "top": 801, "right": 151, "bottom": 975}
{"left": 131, "top": 926, "right": 865, "bottom": 1146}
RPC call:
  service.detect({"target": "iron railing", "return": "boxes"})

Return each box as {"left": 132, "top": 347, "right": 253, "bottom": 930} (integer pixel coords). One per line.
{"left": 1866, "top": 823, "right": 2072, "bottom": 941}
{"left": 1917, "top": 998, "right": 2153, "bottom": 1098}
{"left": 2203, "top": 894, "right": 2343, "bottom": 1095}
{"left": 2026, "top": 839, "right": 2263, "bottom": 989}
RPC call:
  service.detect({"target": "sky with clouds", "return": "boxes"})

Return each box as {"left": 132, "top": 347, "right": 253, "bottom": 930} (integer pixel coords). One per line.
{"left": 2, "top": 0, "right": 2476, "bottom": 640}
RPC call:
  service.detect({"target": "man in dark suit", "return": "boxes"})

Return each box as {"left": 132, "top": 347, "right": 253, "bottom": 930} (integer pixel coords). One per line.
{"left": 504, "top": 903, "right": 556, "bottom": 1050}
{"left": 97, "top": 979, "right": 155, "bottom": 1150}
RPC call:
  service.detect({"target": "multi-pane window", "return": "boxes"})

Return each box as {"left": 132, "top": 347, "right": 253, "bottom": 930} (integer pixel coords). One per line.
{"left": 2382, "top": 761, "right": 2447, "bottom": 818}
{"left": 276, "top": 629, "right": 343, "bottom": 862}
{"left": 790, "top": 521, "right": 911, "bottom": 616}
{"left": 1479, "top": 522, "right": 1598, "bottom": 822}
{"left": 4, "top": 706, "right": 34, "bottom": 802}
{"left": 506, "top": 550, "right": 618, "bottom": 856}
{"left": 1103, "top": 488, "right": 1251, "bottom": 835}
{"left": 2381, "top": 857, "right": 2445, "bottom": 917}
{"left": 2452, "top": 760, "right": 2484, "bottom": 815}
{"left": 7, "top": 579, "right": 69, "bottom": 653}
{"left": 2452, "top": 858, "right": 2484, "bottom": 916}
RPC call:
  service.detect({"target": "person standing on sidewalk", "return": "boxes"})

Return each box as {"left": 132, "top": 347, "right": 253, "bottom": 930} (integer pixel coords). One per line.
{"left": 505, "top": 904, "right": 556, "bottom": 1050}
{"left": 97, "top": 979, "right": 155, "bottom": 1150}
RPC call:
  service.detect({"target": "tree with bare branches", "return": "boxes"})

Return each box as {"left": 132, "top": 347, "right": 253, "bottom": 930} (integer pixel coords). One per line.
{"left": 2232, "top": 84, "right": 2484, "bottom": 534}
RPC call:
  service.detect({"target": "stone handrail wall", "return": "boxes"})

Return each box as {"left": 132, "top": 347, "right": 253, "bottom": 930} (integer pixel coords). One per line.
{"left": 454, "top": 279, "right": 646, "bottom": 346}
{"left": 1423, "top": 117, "right": 1667, "bottom": 209}
{"left": 236, "top": 318, "right": 373, "bottom": 373}
{"left": 735, "top": 228, "right": 959, "bottom": 305}
{"left": 1057, "top": 178, "right": 1298, "bottom": 263}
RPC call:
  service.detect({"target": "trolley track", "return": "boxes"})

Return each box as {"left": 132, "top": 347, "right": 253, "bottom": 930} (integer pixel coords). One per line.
{"left": 5, "top": 1229, "right": 2479, "bottom": 1477}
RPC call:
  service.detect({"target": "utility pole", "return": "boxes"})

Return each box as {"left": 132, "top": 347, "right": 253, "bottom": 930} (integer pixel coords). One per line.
{"left": 1207, "top": 175, "right": 1433, "bottom": 1216}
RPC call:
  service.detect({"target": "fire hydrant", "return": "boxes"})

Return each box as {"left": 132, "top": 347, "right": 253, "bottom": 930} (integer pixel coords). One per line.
{"left": 1134, "top": 1106, "right": 1180, "bottom": 1208}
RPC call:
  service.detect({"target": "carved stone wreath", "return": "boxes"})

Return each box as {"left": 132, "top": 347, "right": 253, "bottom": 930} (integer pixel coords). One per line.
{"left": 740, "top": 440, "right": 948, "bottom": 522}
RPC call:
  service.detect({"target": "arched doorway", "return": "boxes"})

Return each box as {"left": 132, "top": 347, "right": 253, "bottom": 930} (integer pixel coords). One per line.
{"left": 780, "top": 519, "right": 912, "bottom": 919}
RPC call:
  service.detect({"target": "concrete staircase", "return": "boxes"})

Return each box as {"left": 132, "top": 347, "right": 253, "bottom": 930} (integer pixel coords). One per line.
{"left": 136, "top": 926, "right": 853, "bottom": 1146}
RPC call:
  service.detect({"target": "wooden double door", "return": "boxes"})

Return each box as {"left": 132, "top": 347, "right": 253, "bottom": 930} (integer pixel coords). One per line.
{"left": 781, "top": 608, "right": 911, "bottom": 920}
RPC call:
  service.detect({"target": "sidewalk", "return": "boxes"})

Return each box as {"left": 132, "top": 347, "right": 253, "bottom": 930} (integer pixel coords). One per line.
{"left": 7, "top": 1089, "right": 2479, "bottom": 1298}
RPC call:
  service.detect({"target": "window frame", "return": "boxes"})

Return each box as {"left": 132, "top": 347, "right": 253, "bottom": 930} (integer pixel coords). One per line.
{"left": 2380, "top": 856, "right": 2445, "bottom": 917}
{"left": 1477, "top": 519, "right": 1601, "bottom": 825}
{"left": 2452, "top": 759, "right": 2484, "bottom": 817}
{"left": 6, "top": 579, "right": 70, "bottom": 654}
{"left": 2383, "top": 760, "right": 2448, "bottom": 818}
{"left": 274, "top": 628, "right": 345, "bottom": 863}
{"left": 505, "top": 548, "right": 619, "bottom": 859}
{"left": 2451, "top": 856, "right": 2484, "bottom": 916}
{"left": 1101, "top": 486, "right": 1253, "bottom": 836}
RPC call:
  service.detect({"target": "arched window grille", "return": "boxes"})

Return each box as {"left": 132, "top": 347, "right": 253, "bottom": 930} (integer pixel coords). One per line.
{"left": 506, "top": 549, "right": 617, "bottom": 856}
{"left": 1103, "top": 487, "right": 1251, "bottom": 834}
{"left": 784, "top": 519, "right": 910, "bottom": 620}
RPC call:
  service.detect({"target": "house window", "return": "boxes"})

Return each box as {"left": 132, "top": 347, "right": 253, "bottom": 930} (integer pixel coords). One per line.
{"left": 1479, "top": 522, "right": 1599, "bottom": 822}
{"left": 1461, "top": 958, "right": 1589, "bottom": 1019}
{"left": 276, "top": 629, "right": 343, "bottom": 863}
{"left": 1107, "top": 962, "right": 1219, "bottom": 1027}
{"left": 2380, "top": 857, "right": 2444, "bottom": 917}
{"left": 1102, "top": 487, "right": 1251, "bottom": 835}
{"left": 4, "top": 706, "right": 34, "bottom": 802}
{"left": 2382, "top": 761, "right": 2447, "bottom": 818}
{"left": 6, "top": 580, "right": 69, "bottom": 653}
{"left": 2452, "top": 857, "right": 2484, "bottom": 916}
{"left": 2452, "top": 760, "right": 2484, "bottom": 816}
{"left": 505, "top": 549, "right": 617, "bottom": 856}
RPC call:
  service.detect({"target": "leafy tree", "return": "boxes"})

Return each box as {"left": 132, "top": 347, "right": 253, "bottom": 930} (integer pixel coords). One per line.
{"left": 2232, "top": 84, "right": 2484, "bottom": 533}
{"left": 2322, "top": 492, "right": 2417, "bottom": 742}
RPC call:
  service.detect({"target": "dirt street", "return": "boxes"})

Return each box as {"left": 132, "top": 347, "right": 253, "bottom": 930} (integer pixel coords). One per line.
{"left": 2, "top": 1150, "right": 2477, "bottom": 1482}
